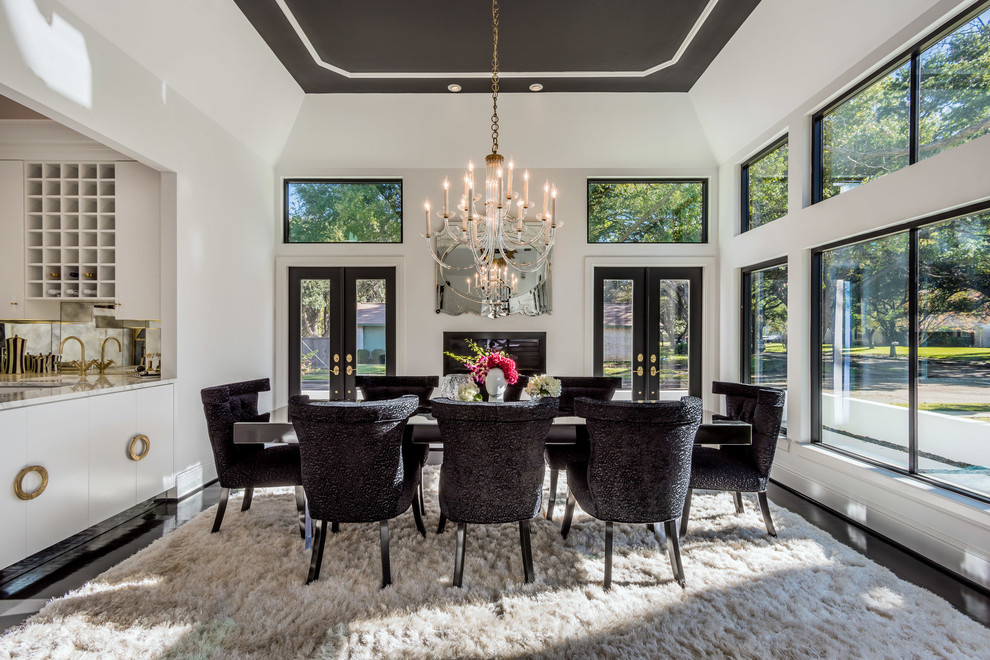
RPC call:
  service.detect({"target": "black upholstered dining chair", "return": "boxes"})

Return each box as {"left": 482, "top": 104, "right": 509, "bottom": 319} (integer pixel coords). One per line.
{"left": 354, "top": 375, "right": 439, "bottom": 414}
{"left": 354, "top": 375, "right": 437, "bottom": 519}
{"left": 289, "top": 394, "right": 423, "bottom": 587}
{"left": 543, "top": 376, "right": 622, "bottom": 521}
{"left": 680, "top": 381, "right": 785, "bottom": 538}
{"left": 560, "top": 397, "right": 702, "bottom": 589}
{"left": 431, "top": 397, "right": 559, "bottom": 587}
{"left": 200, "top": 378, "right": 302, "bottom": 534}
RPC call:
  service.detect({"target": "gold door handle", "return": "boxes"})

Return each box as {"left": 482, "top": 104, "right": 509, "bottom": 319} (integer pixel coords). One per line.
{"left": 650, "top": 354, "right": 657, "bottom": 363}
{"left": 650, "top": 366, "right": 658, "bottom": 376}
{"left": 333, "top": 354, "right": 340, "bottom": 363}
{"left": 14, "top": 465, "right": 48, "bottom": 500}
{"left": 346, "top": 366, "right": 353, "bottom": 375}
{"left": 635, "top": 366, "right": 643, "bottom": 377}
{"left": 637, "top": 353, "right": 644, "bottom": 363}
{"left": 332, "top": 366, "right": 340, "bottom": 375}
{"left": 346, "top": 354, "right": 353, "bottom": 363}
{"left": 128, "top": 434, "right": 150, "bottom": 461}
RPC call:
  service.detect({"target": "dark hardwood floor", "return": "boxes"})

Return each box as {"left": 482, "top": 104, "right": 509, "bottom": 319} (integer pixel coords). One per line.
{"left": 1, "top": 481, "right": 988, "bottom": 633}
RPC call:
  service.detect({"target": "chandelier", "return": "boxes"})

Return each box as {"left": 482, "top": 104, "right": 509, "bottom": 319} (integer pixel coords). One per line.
{"left": 424, "top": 0, "right": 559, "bottom": 314}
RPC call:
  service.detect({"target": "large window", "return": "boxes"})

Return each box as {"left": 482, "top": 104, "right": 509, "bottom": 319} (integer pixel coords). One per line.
{"left": 813, "top": 204, "right": 990, "bottom": 499}
{"left": 813, "top": 3, "right": 990, "bottom": 202}
{"left": 284, "top": 179, "right": 402, "bottom": 243}
{"left": 741, "top": 138, "right": 788, "bottom": 231}
{"left": 587, "top": 179, "right": 707, "bottom": 243}
{"left": 742, "top": 261, "right": 788, "bottom": 425}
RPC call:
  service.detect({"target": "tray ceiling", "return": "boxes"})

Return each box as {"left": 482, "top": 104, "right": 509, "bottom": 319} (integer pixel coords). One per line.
{"left": 234, "top": 0, "right": 762, "bottom": 93}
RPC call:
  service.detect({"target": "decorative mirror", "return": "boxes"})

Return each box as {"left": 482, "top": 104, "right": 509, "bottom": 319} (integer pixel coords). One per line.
{"left": 434, "top": 236, "right": 552, "bottom": 318}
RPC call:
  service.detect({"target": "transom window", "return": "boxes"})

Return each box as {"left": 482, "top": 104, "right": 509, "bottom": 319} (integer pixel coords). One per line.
{"left": 813, "top": 2, "right": 990, "bottom": 202}
{"left": 741, "top": 138, "right": 788, "bottom": 231}
{"left": 587, "top": 179, "right": 707, "bottom": 244}
{"left": 284, "top": 179, "right": 403, "bottom": 244}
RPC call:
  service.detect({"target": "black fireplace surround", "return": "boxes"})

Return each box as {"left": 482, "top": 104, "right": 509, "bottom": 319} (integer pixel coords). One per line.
{"left": 442, "top": 332, "right": 547, "bottom": 377}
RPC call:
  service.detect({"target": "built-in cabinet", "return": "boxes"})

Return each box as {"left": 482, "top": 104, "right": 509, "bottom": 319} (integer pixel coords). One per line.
{"left": 0, "top": 159, "right": 160, "bottom": 320}
{"left": 1, "top": 383, "right": 174, "bottom": 569}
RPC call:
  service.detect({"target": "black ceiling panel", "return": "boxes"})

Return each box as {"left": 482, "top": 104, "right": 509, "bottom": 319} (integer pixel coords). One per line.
{"left": 234, "top": 0, "right": 762, "bottom": 93}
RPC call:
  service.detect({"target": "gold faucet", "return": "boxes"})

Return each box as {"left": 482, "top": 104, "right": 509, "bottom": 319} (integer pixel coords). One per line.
{"left": 59, "top": 336, "right": 97, "bottom": 376}
{"left": 94, "top": 336, "right": 122, "bottom": 374}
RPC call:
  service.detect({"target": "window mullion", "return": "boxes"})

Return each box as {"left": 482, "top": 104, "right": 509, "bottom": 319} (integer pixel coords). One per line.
{"left": 908, "top": 228, "right": 919, "bottom": 474}
{"left": 909, "top": 50, "right": 920, "bottom": 165}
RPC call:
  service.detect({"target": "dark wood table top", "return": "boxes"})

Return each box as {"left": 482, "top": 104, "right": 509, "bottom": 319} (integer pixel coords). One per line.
{"left": 234, "top": 406, "right": 751, "bottom": 447}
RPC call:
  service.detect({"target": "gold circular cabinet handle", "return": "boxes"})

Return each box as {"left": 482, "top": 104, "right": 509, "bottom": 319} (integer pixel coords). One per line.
{"left": 14, "top": 465, "right": 49, "bottom": 501}
{"left": 128, "top": 434, "right": 151, "bottom": 461}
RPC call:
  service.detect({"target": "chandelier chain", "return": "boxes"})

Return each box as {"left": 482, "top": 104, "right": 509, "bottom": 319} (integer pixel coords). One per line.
{"left": 491, "top": 0, "right": 500, "bottom": 155}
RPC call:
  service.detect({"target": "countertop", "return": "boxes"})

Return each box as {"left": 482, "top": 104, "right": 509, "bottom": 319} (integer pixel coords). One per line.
{"left": 0, "top": 373, "right": 175, "bottom": 410}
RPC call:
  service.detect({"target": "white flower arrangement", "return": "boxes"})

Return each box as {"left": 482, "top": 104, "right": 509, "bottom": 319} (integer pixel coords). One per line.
{"left": 456, "top": 382, "right": 481, "bottom": 402}
{"left": 525, "top": 374, "right": 562, "bottom": 399}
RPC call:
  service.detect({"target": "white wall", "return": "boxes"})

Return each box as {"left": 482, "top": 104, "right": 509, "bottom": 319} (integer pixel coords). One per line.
{"left": 701, "top": 0, "right": 990, "bottom": 588}
{"left": 274, "top": 93, "right": 721, "bottom": 406}
{"left": 0, "top": 0, "right": 290, "bottom": 495}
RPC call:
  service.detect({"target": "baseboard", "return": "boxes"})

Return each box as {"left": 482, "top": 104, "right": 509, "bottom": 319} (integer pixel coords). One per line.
{"left": 174, "top": 461, "right": 218, "bottom": 499}
{"left": 772, "top": 441, "right": 990, "bottom": 591}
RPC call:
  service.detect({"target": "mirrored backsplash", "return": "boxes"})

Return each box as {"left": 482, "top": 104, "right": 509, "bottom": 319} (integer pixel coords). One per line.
{"left": 1, "top": 302, "right": 160, "bottom": 376}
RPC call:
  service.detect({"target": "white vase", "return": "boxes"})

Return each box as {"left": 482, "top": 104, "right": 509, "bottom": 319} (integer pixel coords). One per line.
{"left": 485, "top": 367, "right": 507, "bottom": 402}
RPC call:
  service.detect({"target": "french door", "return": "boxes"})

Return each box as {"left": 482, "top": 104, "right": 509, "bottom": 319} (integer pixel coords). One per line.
{"left": 288, "top": 267, "right": 396, "bottom": 400}
{"left": 593, "top": 267, "right": 702, "bottom": 400}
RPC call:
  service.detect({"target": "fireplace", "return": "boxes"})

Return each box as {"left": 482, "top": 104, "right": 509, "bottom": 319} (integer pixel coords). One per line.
{"left": 442, "top": 332, "right": 547, "bottom": 376}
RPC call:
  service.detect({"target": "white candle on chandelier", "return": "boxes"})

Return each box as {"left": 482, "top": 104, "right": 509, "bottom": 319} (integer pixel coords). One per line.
{"left": 507, "top": 160, "right": 514, "bottom": 199}
{"left": 542, "top": 181, "right": 549, "bottom": 219}
{"left": 516, "top": 201, "right": 524, "bottom": 232}
{"left": 443, "top": 178, "right": 449, "bottom": 216}
{"left": 551, "top": 186, "right": 557, "bottom": 228}
{"left": 460, "top": 197, "right": 468, "bottom": 231}
{"left": 467, "top": 277, "right": 471, "bottom": 293}
{"left": 424, "top": 201, "right": 431, "bottom": 236}
{"left": 463, "top": 176, "right": 469, "bottom": 207}
{"left": 497, "top": 168, "right": 503, "bottom": 207}
{"left": 523, "top": 171, "right": 530, "bottom": 207}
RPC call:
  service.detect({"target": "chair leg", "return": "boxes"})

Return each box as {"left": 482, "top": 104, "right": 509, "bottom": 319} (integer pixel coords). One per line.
{"left": 295, "top": 486, "right": 307, "bottom": 539}
{"left": 734, "top": 491, "right": 744, "bottom": 514}
{"left": 757, "top": 491, "right": 777, "bottom": 537}
{"left": 664, "top": 519, "right": 686, "bottom": 588}
{"left": 306, "top": 519, "right": 328, "bottom": 584}
{"left": 380, "top": 520, "right": 392, "bottom": 588}
{"left": 331, "top": 521, "right": 340, "bottom": 534}
{"left": 411, "top": 489, "right": 426, "bottom": 538}
{"left": 519, "top": 519, "right": 534, "bottom": 584}
{"left": 211, "top": 487, "right": 229, "bottom": 533}
{"left": 679, "top": 488, "right": 692, "bottom": 539}
{"left": 418, "top": 466, "right": 426, "bottom": 516}
{"left": 240, "top": 486, "right": 254, "bottom": 512}
{"left": 546, "top": 469, "right": 559, "bottom": 521}
{"left": 604, "top": 521, "right": 613, "bottom": 591}
{"left": 453, "top": 523, "right": 467, "bottom": 588}
{"left": 649, "top": 522, "right": 666, "bottom": 546}
{"left": 560, "top": 490, "right": 576, "bottom": 539}
{"left": 437, "top": 513, "right": 447, "bottom": 534}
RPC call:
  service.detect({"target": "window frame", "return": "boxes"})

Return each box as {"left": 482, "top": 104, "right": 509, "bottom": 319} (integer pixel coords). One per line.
{"left": 810, "top": 199, "right": 990, "bottom": 504}
{"left": 811, "top": 1, "right": 990, "bottom": 204}
{"left": 740, "top": 256, "right": 788, "bottom": 383}
{"left": 283, "top": 178, "right": 404, "bottom": 245}
{"left": 740, "top": 136, "right": 789, "bottom": 233}
{"left": 586, "top": 178, "right": 709, "bottom": 244}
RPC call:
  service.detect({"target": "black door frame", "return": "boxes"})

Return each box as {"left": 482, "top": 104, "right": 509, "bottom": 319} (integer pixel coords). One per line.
{"left": 593, "top": 266, "right": 703, "bottom": 399}
{"left": 288, "top": 266, "right": 396, "bottom": 400}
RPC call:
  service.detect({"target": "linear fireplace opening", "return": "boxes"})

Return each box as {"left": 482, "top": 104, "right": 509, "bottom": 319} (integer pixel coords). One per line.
{"left": 442, "top": 332, "right": 547, "bottom": 376}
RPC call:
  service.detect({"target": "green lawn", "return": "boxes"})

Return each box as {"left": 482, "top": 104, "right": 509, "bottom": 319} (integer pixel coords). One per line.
{"left": 834, "top": 346, "right": 990, "bottom": 360}
{"left": 301, "top": 364, "right": 385, "bottom": 381}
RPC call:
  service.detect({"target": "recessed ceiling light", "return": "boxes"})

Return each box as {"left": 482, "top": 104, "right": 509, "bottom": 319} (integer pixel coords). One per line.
{"left": 529, "top": 83, "right": 543, "bottom": 92}
{"left": 448, "top": 84, "right": 462, "bottom": 93}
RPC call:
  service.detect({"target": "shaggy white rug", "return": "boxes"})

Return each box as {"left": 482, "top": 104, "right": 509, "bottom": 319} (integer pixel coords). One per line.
{"left": 1, "top": 467, "right": 988, "bottom": 659}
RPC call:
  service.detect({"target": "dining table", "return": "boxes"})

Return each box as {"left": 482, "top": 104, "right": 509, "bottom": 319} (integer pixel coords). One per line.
{"left": 233, "top": 406, "right": 752, "bottom": 447}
